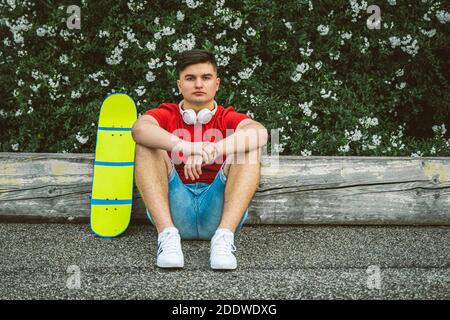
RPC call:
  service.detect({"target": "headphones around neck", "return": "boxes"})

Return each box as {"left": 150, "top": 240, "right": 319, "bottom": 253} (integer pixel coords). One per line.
{"left": 179, "top": 99, "right": 218, "bottom": 125}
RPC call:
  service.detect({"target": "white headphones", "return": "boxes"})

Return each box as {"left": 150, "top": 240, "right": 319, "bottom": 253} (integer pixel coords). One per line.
{"left": 179, "top": 99, "right": 218, "bottom": 125}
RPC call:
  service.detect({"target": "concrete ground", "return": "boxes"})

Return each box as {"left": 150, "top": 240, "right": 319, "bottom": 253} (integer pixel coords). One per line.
{"left": 0, "top": 223, "right": 449, "bottom": 300}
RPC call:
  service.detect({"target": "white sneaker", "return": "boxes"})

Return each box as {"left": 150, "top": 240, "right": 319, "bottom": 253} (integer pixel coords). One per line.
{"left": 210, "top": 228, "right": 237, "bottom": 270}
{"left": 156, "top": 227, "right": 184, "bottom": 268}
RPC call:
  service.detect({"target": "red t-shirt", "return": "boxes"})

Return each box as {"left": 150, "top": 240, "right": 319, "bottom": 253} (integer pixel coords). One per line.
{"left": 144, "top": 102, "right": 250, "bottom": 184}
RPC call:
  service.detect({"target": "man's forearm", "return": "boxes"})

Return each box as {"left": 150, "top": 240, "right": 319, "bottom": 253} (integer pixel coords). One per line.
{"left": 216, "top": 125, "right": 268, "bottom": 157}
{"left": 132, "top": 124, "right": 182, "bottom": 152}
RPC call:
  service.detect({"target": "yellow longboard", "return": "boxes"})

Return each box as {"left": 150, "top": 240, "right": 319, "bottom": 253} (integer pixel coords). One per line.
{"left": 90, "top": 93, "right": 137, "bottom": 237}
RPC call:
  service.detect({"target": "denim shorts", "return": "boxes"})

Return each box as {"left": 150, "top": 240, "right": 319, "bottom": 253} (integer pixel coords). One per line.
{"left": 145, "top": 161, "right": 248, "bottom": 240}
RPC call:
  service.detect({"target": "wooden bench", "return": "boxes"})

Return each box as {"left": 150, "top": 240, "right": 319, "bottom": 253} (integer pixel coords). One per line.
{"left": 1, "top": 153, "right": 449, "bottom": 225}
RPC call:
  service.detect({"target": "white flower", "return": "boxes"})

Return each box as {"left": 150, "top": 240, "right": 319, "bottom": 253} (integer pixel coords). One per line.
{"left": 48, "top": 78, "right": 59, "bottom": 89}
{"left": 349, "top": 0, "right": 368, "bottom": 22}
{"left": 299, "top": 41, "right": 313, "bottom": 57}
{"left": 230, "top": 17, "right": 242, "bottom": 30}
{"left": 100, "top": 79, "right": 109, "bottom": 87}
{"left": 338, "top": 144, "right": 350, "bottom": 153}
{"left": 329, "top": 51, "right": 340, "bottom": 60}
{"left": 11, "top": 143, "right": 19, "bottom": 151}
{"left": 36, "top": 27, "right": 46, "bottom": 37}
{"left": 177, "top": 11, "right": 185, "bottom": 21}
{"left": 284, "top": 20, "right": 293, "bottom": 30}
{"left": 389, "top": 36, "right": 401, "bottom": 48}
{"left": 59, "top": 54, "right": 69, "bottom": 64}
{"left": 98, "top": 30, "right": 110, "bottom": 38}
{"left": 238, "top": 67, "right": 253, "bottom": 80}
{"left": 359, "top": 116, "right": 379, "bottom": 128}
{"left": 172, "top": 33, "right": 196, "bottom": 53}
{"left": 214, "top": 41, "right": 238, "bottom": 55}
{"left": 387, "top": 0, "right": 396, "bottom": 5}
{"left": 216, "top": 30, "right": 227, "bottom": 39}
{"left": 317, "top": 24, "right": 329, "bottom": 36}
{"left": 106, "top": 45, "right": 124, "bottom": 65}
{"left": 216, "top": 54, "right": 230, "bottom": 67}
{"left": 301, "top": 149, "right": 312, "bottom": 156}
{"left": 395, "top": 82, "right": 406, "bottom": 90}
{"left": 310, "top": 125, "right": 319, "bottom": 133}
{"left": 298, "top": 101, "right": 313, "bottom": 117}
{"left": 360, "top": 37, "right": 370, "bottom": 54}
{"left": 145, "top": 41, "right": 156, "bottom": 51}
{"left": 135, "top": 86, "right": 146, "bottom": 97}
{"left": 148, "top": 57, "right": 163, "bottom": 69}
{"left": 237, "top": 57, "right": 261, "bottom": 80}
{"left": 161, "top": 26, "right": 175, "bottom": 37}
{"left": 395, "top": 68, "right": 404, "bottom": 77}
{"left": 71, "top": 90, "right": 81, "bottom": 99}
{"left": 411, "top": 151, "right": 423, "bottom": 158}
{"left": 430, "top": 146, "right": 436, "bottom": 155}
{"left": 320, "top": 88, "right": 332, "bottom": 99}
{"left": 432, "top": 124, "right": 447, "bottom": 136}
{"left": 185, "top": 0, "right": 203, "bottom": 9}
{"left": 372, "top": 135, "right": 382, "bottom": 146}
{"left": 75, "top": 132, "right": 89, "bottom": 144}
{"left": 341, "top": 31, "right": 352, "bottom": 39}
{"left": 291, "top": 63, "right": 310, "bottom": 82}
{"left": 315, "top": 61, "right": 323, "bottom": 70}
{"left": 145, "top": 71, "right": 156, "bottom": 82}
{"left": 435, "top": 10, "right": 450, "bottom": 24}
{"left": 30, "top": 84, "right": 41, "bottom": 92}
{"left": 296, "top": 63, "right": 310, "bottom": 73}
{"left": 389, "top": 35, "right": 419, "bottom": 57}
{"left": 246, "top": 27, "right": 256, "bottom": 37}
{"left": 420, "top": 28, "right": 436, "bottom": 38}
{"left": 345, "top": 128, "right": 363, "bottom": 142}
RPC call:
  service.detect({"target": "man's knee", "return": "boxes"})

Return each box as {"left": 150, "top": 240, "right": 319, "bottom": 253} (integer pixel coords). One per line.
{"left": 223, "top": 147, "right": 262, "bottom": 177}
{"left": 135, "top": 143, "right": 172, "bottom": 176}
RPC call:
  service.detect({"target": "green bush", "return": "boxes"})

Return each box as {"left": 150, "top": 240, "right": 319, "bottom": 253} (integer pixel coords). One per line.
{"left": 1, "top": 0, "right": 449, "bottom": 156}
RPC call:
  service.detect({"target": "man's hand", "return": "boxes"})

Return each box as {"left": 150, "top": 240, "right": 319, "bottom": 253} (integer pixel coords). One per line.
{"left": 184, "top": 154, "right": 204, "bottom": 181}
{"left": 201, "top": 142, "right": 218, "bottom": 165}
{"left": 183, "top": 142, "right": 219, "bottom": 181}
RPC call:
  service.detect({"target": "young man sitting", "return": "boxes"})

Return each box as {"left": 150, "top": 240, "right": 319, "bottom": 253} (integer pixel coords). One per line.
{"left": 131, "top": 49, "right": 268, "bottom": 270}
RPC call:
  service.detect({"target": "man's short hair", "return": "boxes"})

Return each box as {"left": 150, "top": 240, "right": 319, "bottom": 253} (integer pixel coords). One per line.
{"left": 175, "top": 49, "right": 218, "bottom": 77}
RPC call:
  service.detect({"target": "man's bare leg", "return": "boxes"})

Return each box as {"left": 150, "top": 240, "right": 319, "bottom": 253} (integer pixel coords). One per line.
{"left": 134, "top": 143, "right": 175, "bottom": 234}
{"left": 218, "top": 147, "right": 261, "bottom": 232}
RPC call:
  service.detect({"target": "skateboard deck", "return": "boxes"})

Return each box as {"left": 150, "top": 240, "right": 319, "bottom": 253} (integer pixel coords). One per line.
{"left": 90, "top": 93, "right": 137, "bottom": 237}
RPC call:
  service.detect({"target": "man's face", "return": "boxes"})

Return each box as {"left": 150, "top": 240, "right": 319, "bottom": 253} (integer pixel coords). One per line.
{"left": 177, "top": 63, "right": 220, "bottom": 108}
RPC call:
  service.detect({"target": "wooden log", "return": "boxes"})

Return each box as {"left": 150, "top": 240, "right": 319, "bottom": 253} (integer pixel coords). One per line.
{"left": 0, "top": 153, "right": 449, "bottom": 225}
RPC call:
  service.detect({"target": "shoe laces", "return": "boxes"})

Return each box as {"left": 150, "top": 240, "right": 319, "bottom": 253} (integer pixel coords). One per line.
{"left": 212, "top": 233, "right": 236, "bottom": 255}
{"left": 158, "top": 231, "right": 180, "bottom": 255}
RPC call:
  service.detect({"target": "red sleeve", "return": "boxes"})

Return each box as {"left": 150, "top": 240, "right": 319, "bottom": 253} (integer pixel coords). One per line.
{"left": 222, "top": 106, "right": 250, "bottom": 130}
{"left": 144, "top": 103, "right": 172, "bottom": 130}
